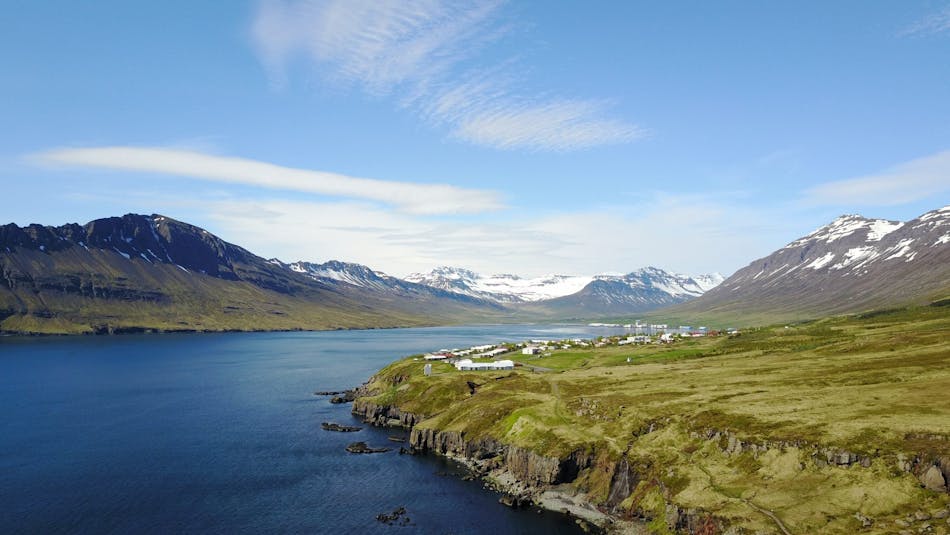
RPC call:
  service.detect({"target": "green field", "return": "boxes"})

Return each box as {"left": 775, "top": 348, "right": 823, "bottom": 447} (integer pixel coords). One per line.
{"left": 358, "top": 304, "right": 950, "bottom": 533}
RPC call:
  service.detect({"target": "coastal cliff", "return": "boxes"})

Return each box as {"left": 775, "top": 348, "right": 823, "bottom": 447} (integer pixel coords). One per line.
{"left": 351, "top": 307, "right": 950, "bottom": 534}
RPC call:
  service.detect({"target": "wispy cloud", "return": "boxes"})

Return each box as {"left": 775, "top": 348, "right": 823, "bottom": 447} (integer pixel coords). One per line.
{"left": 250, "top": 0, "right": 642, "bottom": 151}
{"left": 804, "top": 149, "right": 950, "bottom": 206}
{"left": 33, "top": 146, "right": 504, "bottom": 215}
{"left": 900, "top": 6, "right": 950, "bottom": 37}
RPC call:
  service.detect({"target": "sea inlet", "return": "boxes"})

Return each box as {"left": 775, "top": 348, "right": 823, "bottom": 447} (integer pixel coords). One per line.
{"left": 0, "top": 324, "right": 627, "bottom": 534}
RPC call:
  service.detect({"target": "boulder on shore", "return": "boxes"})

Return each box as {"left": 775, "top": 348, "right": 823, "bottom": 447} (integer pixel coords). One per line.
{"left": 920, "top": 465, "right": 947, "bottom": 492}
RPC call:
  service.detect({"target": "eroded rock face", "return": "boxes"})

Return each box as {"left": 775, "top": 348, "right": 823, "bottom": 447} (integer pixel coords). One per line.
{"left": 351, "top": 400, "right": 420, "bottom": 428}
{"left": 408, "top": 426, "right": 591, "bottom": 487}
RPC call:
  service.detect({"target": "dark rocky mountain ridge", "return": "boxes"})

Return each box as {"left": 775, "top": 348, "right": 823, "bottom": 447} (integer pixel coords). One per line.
{"left": 0, "top": 214, "right": 504, "bottom": 334}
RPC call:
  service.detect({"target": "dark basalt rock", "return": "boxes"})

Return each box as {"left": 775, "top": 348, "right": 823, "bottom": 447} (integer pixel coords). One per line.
{"left": 498, "top": 492, "right": 532, "bottom": 508}
{"left": 321, "top": 422, "right": 362, "bottom": 432}
{"left": 387, "top": 435, "right": 406, "bottom": 443}
{"left": 330, "top": 390, "right": 357, "bottom": 404}
{"left": 376, "top": 506, "right": 411, "bottom": 526}
{"left": 346, "top": 441, "right": 391, "bottom": 454}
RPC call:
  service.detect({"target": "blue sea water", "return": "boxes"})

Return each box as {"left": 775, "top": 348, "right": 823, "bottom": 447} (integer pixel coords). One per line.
{"left": 0, "top": 324, "right": 628, "bottom": 534}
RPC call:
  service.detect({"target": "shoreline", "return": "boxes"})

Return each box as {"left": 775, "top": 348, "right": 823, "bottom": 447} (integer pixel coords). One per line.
{"left": 351, "top": 397, "right": 648, "bottom": 534}
{"left": 0, "top": 320, "right": 598, "bottom": 338}
{"left": 348, "top": 314, "right": 950, "bottom": 535}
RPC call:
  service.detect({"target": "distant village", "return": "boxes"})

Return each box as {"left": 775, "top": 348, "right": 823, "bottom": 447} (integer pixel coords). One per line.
{"left": 416, "top": 323, "right": 739, "bottom": 375}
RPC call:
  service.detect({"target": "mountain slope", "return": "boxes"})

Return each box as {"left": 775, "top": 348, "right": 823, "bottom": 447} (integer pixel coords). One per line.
{"left": 661, "top": 205, "right": 950, "bottom": 325}
{"left": 0, "top": 214, "right": 503, "bottom": 334}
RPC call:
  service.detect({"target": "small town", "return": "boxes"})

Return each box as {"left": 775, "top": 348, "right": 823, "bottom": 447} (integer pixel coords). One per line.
{"left": 415, "top": 327, "right": 740, "bottom": 375}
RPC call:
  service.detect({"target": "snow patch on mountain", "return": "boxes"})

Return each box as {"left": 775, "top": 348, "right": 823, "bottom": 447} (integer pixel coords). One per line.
{"left": 288, "top": 260, "right": 398, "bottom": 292}
{"left": 807, "top": 252, "right": 836, "bottom": 270}
{"left": 884, "top": 239, "right": 915, "bottom": 260}
{"left": 867, "top": 220, "right": 904, "bottom": 241}
{"left": 830, "top": 247, "right": 879, "bottom": 271}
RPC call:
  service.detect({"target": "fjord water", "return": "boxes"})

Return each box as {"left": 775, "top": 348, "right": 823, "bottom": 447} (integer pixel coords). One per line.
{"left": 0, "top": 325, "right": 624, "bottom": 534}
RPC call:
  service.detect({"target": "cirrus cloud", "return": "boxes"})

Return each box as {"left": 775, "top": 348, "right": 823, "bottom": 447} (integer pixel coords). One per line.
{"left": 250, "top": 0, "right": 642, "bottom": 151}
{"left": 900, "top": 6, "right": 950, "bottom": 37}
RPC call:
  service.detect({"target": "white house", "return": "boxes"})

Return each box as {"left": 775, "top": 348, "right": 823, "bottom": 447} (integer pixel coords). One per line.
{"left": 476, "top": 347, "right": 509, "bottom": 358}
{"left": 522, "top": 346, "right": 541, "bottom": 355}
{"left": 455, "top": 359, "right": 515, "bottom": 371}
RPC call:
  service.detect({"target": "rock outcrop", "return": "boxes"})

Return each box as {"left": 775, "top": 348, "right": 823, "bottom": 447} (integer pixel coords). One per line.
{"left": 351, "top": 399, "right": 421, "bottom": 428}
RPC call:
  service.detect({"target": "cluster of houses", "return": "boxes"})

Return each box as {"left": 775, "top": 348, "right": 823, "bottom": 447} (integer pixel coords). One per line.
{"left": 421, "top": 343, "right": 516, "bottom": 372}
{"left": 416, "top": 325, "right": 741, "bottom": 377}
{"left": 587, "top": 321, "right": 741, "bottom": 339}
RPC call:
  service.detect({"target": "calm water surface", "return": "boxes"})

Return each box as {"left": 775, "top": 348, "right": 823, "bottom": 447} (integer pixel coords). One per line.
{"left": 0, "top": 324, "right": 627, "bottom": 534}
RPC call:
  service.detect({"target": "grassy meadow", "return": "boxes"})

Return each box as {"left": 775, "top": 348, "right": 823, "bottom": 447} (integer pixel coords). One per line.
{"left": 360, "top": 304, "right": 950, "bottom": 533}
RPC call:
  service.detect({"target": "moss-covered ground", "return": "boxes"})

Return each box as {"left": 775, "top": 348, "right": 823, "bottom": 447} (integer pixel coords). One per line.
{"left": 359, "top": 305, "right": 950, "bottom": 533}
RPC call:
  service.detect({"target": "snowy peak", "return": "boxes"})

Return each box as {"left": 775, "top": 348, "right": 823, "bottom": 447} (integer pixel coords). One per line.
{"left": 592, "top": 267, "right": 725, "bottom": 300}
{"left": 694, "top": 272, "right": 727, "bottom": 292}
{"left": 685, "top": 204, "right": 950, "bottom": 321}
{"left": 786, "top": 214, "right": 904, "bottom": 248}
{"left": 405, "top": 267, "right": 591, "bottom": 302}
{"left": 770, "top": 207, "right": 950, "bottom": 279}
{"left": 405, "top": 265, "right": 723, "bottom": 307}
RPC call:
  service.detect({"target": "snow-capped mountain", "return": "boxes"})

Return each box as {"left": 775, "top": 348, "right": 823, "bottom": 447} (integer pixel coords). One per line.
{"left": 594, "top": 268, "right": 726, "bottom": 299}
{"left": 405, "top": 265, "right": 724, "bottom": 312}
{"left": 271, "top": 260, "right": 503, "bottom": 309}
{"left": 404, "top": 267, "right": 595, "bottom": 303}
{"left": 668, "top": 205, "right": 950, "bottom": 323}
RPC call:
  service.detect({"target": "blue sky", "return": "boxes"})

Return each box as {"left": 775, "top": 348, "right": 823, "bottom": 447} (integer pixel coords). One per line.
{"left": 3, "top": 1, "right": 950, "bottom": 277}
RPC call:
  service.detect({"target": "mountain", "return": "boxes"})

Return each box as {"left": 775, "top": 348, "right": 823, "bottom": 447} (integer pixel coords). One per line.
{"left": 0, "top": 214, "right": 503, "bottom": 334}
{"left": 661, "top": 205, "right": 950, "bottom": 325}
{"left": 405, "top": 267, "right": 594, "bottom": 303}
{"left": 283, "top": 260, "right": 502, "bottom": 306}
{"left": 519, "top": 268, "right": 725, "bottom": 317}
{"left": 406, "top": 265, "right": 724, "bottom": 317}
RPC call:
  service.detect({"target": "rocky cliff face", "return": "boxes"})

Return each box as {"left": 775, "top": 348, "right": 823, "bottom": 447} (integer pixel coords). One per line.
{"left": 351, "top": 399, "right": 421, "bottom": 429}
{"left": 408, "top": 426, "right": 592, "bottom": 486}
{"left": 351, "top": 395, "right": 728, "bottom": 532}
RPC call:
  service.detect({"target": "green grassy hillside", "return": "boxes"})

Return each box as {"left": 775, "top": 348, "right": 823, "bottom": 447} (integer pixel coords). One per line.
{"left": 357, "top": 304, "right": 950, "bottom": 533}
